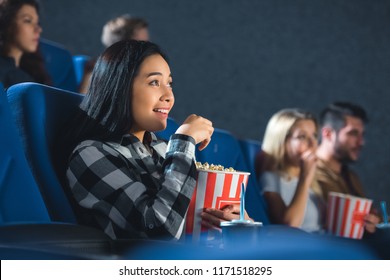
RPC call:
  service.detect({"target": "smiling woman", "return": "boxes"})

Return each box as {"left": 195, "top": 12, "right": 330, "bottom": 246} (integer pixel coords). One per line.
{"left": 57, "top": 40, "right": 215, "bottom": 240}
{"left": 0, "top": 0, "right": 51, "bottom": 87}
{"left": 130, "top": 54, "right": 174, "bottom": 140}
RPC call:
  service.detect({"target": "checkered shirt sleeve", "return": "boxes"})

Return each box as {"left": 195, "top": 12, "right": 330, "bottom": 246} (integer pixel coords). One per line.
{"left": 66, "top": 133, "right": 197, "bottom": 240}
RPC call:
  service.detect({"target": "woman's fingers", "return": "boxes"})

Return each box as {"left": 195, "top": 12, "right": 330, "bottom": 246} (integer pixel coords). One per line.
{"left": 201, "top": 205, "right": 254, "bottom": 228}
{"left": 198, "top": 137, "right": 211, "bottom": 151}
{"left": 364, "top": 213, "right": 380, "bottom": 233}
{"left": 176, "top": 114, "right": 213, "bottom": 146}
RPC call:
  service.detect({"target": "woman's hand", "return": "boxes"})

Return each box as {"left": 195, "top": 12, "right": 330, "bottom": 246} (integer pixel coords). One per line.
{"left": 299, "top": 149, "right": 317, "bottom": 183}
{"left": 175, "top": 114, "right": 213, "bottom": 150}
{"left": 364, "top": 213, "right": 380, "bottom": 233}
{"left": 200, "top": 204, "right": 253, "bottom": 230}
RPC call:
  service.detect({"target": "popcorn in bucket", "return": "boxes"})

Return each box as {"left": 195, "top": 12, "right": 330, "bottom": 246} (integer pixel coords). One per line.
{"left": 326, "top": 192, "right": 372, "bottom": 239}
{"left": 185, "top": 162, "right": 250, "bottom": 242}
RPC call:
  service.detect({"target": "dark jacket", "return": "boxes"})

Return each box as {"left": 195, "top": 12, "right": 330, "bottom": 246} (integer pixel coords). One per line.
{"left": 0, "top": 56, "right": 33, "bottom": 88}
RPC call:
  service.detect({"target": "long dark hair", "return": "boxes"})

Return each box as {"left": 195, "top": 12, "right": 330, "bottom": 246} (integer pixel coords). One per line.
{"left": 0, "top": 0, "right": 51, "bottom": 84}
{"left": 58, "top": 40, "right": 169, "bottom": 174}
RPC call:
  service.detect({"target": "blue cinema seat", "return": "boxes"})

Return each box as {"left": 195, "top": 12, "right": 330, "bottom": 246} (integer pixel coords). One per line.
{"left": 195, "top": 128, "right": 269, "bottom": 224}
{"left": 239, "top": 138, "right": 269, "bottom": 224}
{"left": 1, "top": 82, "right": 114, "bottom": 259}
{"left": 0, "top": 83, "right": 50, "bottom": 223}
{"left": 39, "top": 38, "right": 78, "bottom": 92}
{"left": 239, "top": 138, "right": 262, "bottom": 178}
{"left": 72, "top": 54, "right": 91, "bottom": 88}
{"left": 124, "top": 225, "right": 378, "bottom": 260}
{"left": 154, "top": 117, "right": 180, "bottom": 141}
{"left": 195, "top": 128, "right": 248, "bottom": 170}
{"left": 7, "top": 82, "right": 83, "bottom": 223}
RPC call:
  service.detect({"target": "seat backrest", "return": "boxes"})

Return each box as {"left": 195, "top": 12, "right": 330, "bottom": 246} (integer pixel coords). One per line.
{"left": 239, "top": 138, "right": 270, "bottom": 224}
{"left": 72, "top": 54, "right": 91, "bottom": 88}
{"left": 0, "top": 83, "right": 50, "bottom": 224}
{"left": 239, "top": 138, "right": 262, "bottom": 178}
{"left": 6, "top": 82, "right": 84, "bottom": 223}
{"left": 195, "top": 129, "right": 269, "bottom": 224}
{"left": 39, "top": 38, "right": 78, "bottom": 92}
{"left": 154, "top": 117, "right": 180, "bottom": 141}
{"left": 195, "top": 128, "right": 248, "bottom": 171}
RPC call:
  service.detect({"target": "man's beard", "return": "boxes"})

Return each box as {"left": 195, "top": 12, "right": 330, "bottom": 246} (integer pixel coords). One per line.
{"left": 333, "top": 140, "right": 356, "bottom": 165}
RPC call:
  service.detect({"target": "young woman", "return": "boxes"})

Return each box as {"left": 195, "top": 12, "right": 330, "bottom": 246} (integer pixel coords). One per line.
{"left": 257, "top": 108, "right": 325, "bottom": 232}
{"left": 0, "top": 0, "right": 51, "bottom": 88}
{"left": 59, "top": 40, "right": 246, "bottom": 240}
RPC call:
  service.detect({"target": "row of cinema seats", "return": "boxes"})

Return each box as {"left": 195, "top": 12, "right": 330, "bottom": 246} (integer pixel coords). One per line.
{"left": 0, "top": 49, "right": 381, "bottom": 259}
{"left": 1, "top": 82, "right": 382, "bottom": 260}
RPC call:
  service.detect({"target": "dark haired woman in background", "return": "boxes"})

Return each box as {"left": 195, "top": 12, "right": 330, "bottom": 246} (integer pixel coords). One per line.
{"left": 0, "top": 0, "right": 51, "bottom": 88}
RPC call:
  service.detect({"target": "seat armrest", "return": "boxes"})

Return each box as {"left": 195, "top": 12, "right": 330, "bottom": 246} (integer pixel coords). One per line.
{"left": 0, "top": 223, "right": 114, "bottom": 258}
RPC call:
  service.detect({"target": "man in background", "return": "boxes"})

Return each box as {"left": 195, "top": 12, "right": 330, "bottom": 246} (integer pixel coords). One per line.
{"left": 101, "top": 14, "right": 149, "bottom": 48}
{"left": 314, "top": 101, "right": 380, "bottom": 233}
{"left": 79, "top": 14, "right": 149, "bottom": 93}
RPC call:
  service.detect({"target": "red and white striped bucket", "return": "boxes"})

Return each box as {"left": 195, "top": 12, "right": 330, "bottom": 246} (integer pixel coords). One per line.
{"left": 185, "top": 170, "right": 250, "bottom": 242}
{"left": 326, "top": 192, "right": 372, "bottom": 239}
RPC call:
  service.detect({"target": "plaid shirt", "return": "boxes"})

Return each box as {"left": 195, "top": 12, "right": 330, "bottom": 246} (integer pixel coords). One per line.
{"left": 66, "top": 132, "right": 197, "bottom": 240}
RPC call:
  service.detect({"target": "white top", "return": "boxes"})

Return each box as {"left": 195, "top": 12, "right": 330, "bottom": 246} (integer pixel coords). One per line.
{"left": 260, "top": 171, "right": 324, "bottom": 232}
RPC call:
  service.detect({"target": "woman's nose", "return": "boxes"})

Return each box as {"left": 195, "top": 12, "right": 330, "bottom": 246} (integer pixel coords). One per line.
{"left": 307, "top": 137, "right": 318, "bottom": 148}
{"left": 160, "top": 86, "right": 174, "bottom": 102}
{"left": 35, "top": 23, "right": 42, "bottom": 34}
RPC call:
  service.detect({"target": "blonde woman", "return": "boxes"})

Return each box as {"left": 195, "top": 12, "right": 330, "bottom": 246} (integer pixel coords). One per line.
{"left": 257, "top": 108, "right": 325, "bottom": 232}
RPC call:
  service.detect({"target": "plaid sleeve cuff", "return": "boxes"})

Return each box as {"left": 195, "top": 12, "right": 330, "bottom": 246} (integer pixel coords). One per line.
{"left": 166, "top": 134, "right": 196, "bottom": 159}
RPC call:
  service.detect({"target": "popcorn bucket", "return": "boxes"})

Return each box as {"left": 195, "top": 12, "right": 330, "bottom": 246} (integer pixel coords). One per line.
{"left": 326, "top": 192, "right": 372, "bottom": 239}
{"left": 185, "top": 169, "right": 250, "bottom": 242}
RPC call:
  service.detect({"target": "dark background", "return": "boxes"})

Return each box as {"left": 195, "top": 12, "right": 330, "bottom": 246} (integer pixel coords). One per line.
{"left": 39, "top": 0, "right": 390, "bottom": 209}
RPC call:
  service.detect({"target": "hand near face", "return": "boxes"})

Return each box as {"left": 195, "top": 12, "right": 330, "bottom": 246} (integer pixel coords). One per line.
{"left": 299, "top": 149, "right": 317, "bottom": 182}
{"left": 200, "top": 204, "right": 253, "bottom": 230}
{"left": 175, "top": 114, "right": 214, "bottom": 150}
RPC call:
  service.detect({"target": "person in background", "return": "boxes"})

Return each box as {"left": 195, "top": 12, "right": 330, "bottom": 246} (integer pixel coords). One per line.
{"left": 58, "top": 40, "right": 248, "bottom": 240}
{"left": 0, "top": 0, "right": 51, "bottom": 88}
{"left": 314, "top": 102, "right": 380, "bottom": 233}
{"left": 101, "top": 14, "right": 149, "bottom": 47}
{"left": 78, "top": 14, "right": 149, "bottom": 93}
{"left": 256, "top": 108, "right": 325, "bottom": 232}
